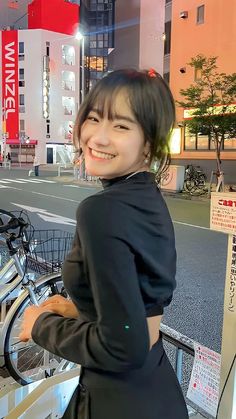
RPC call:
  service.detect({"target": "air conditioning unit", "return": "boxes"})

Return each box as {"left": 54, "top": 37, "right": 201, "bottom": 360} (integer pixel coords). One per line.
{"left": 180, "top": 11, "right": 188, "bottom": 19}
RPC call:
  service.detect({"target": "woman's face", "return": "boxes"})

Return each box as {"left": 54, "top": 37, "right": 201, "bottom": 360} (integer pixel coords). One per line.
{"left": 80, "top": 91, "right": 150, "bottom": 179}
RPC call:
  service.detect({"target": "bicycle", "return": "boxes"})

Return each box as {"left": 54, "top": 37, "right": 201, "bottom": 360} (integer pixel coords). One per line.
{"left": 0, "top": 209, "right": 75, "bottom": 385}
{"left": 183, "top": 164, "right": 207, "bottom": 196}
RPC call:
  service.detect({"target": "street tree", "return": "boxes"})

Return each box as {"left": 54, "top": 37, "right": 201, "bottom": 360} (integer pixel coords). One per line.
{"left": 177, "top": 55, "right": 236, "bottom": 190}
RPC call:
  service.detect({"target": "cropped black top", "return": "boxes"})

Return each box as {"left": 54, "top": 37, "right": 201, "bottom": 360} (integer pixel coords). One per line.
{"left": 32, "top": 171, "right": 176, "bottom": 373}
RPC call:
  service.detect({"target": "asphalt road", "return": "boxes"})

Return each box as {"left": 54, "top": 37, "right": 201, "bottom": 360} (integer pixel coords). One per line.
{"left": 0, "top": 168, "right": 227, "bottom": 353}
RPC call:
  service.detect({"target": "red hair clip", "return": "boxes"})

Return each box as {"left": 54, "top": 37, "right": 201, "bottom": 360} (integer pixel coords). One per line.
{"left": 148, "top": 68, "right": 157, "bottom": 78}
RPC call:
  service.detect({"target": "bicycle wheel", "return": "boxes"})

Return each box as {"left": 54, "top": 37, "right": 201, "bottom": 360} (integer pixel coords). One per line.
{"left": 4, "top": 274, "right": 75, "bottom": 385}
{"left": 184, "top": 178, "right": 197, "bottom": 192}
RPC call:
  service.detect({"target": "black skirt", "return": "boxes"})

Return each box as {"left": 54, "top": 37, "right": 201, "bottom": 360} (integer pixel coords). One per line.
{"left": 62, "top": 336, "right": 188, "bottom": 419}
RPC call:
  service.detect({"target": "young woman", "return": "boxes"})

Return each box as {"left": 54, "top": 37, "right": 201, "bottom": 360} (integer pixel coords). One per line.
{"left": 20, "top": 69, "right": 188, "bottom": 419}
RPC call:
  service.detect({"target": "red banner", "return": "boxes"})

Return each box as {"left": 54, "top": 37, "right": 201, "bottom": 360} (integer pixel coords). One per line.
{"left": 2, "top": 30, "right": 19, "bottom": 143}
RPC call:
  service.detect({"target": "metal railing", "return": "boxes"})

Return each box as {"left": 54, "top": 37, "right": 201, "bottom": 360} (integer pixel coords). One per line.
{"left": 0, "top": 324, "right": 212, "bottom": 418}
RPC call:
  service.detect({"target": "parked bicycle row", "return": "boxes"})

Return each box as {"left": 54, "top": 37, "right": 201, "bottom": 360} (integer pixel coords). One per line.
{"left": 0, "top": 209, "right": 75, "bottom": 385}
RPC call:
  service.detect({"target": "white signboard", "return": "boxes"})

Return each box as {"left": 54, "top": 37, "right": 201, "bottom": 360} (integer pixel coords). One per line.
{"left": 210, "top": 192, "right": 236, "bottom": 235}
{"left": 187, "top": 343, "right": 221, "bottom": 417}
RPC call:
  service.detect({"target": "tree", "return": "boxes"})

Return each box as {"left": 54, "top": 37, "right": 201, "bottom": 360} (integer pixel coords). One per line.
{"left": 177, "top": 55, "right": 236, "bottom": 190}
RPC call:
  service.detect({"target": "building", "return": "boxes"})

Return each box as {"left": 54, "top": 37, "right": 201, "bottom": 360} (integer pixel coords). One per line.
{"left": 109, "top": 0, "right": 165, "bottom": 75}
{"left": 109, "top": 0, "right": 236, "bottom": 182}
{"left": 80, "top": 0, "right": 115, "bottom": 90}
{"left": 0, "top": 0, "right": 80, "bottom": 164}
{"left": 0, "top": 0, "right": 116, "bottom": 164}
{"left": 169, "top": 0, "right": 236, "bottom": 181}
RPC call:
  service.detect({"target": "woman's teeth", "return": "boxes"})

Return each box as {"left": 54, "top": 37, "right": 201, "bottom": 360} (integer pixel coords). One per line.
{"left": 91, "top": 149, "right": 115, "bottom": 159}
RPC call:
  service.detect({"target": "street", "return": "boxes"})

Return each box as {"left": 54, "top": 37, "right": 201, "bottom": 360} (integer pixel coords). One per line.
{"left": 0, "top": 168, "right": 227, "bottom": 353}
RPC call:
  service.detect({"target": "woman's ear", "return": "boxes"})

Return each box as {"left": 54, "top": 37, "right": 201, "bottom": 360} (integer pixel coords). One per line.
{"left": 144, "top": 141, "right": 151, "bottom": 158}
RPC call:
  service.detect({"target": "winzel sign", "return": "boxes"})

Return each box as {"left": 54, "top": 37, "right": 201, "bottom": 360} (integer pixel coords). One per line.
{"left": 1, "top": 30, "right": 19, "bottom": 142}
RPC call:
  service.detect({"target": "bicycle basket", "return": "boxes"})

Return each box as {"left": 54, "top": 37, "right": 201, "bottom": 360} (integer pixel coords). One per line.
{"left": 27, "top": 230, "right": 74, "bottom": 274}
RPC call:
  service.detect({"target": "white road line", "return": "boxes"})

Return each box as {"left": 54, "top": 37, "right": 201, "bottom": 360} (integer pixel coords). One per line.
{"left": 0, "top": 185, "right": 81, "bottom": 202}
{"left": 0, "top": 185, "right": 8, "bottom": 188}
{"left": 35, "top": 179, "right": 56, "bottom": 183}
{"left": 17, "top": 178, "right": 41, "bottom": 183}
{"left": 173, "top": 220, "right": 210, "bottom": 230}
{"left": 2, "top": 179, "right": 26, "bottom": 184}
{"left": 0, "top": 180, "right": 11, "bottom": 184}
{"left": 27, "top": 190, "right": 81, "bottom": 203}
{"left": 18, "top": 178, "right": 56, "bottom": 183}
{"left": 63, "top": 184, "right": 98, "bottom": 190}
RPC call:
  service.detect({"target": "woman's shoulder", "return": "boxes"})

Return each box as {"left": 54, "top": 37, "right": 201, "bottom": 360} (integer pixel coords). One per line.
{"left": 77, "top": 191, "right": 124, "bottom": 221}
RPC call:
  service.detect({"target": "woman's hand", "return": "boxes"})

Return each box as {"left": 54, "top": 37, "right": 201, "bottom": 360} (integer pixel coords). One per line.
{"left": 19, "top": 305, "right": 53, "bottom": 342}
{"left": 40, "top": 295, "right": 79, "bottom": 319}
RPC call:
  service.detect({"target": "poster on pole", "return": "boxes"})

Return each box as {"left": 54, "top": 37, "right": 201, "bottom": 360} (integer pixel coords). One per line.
{"left": 187, "top": 343, "right": 221, "bottom": 417}
{"left": 210, "top": 192, "right": 236, "bottom": 235}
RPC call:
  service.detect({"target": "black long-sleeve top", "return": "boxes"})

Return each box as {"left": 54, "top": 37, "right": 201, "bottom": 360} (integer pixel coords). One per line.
{"left": 32, "top": 171, "right": 176, "bottom": 373}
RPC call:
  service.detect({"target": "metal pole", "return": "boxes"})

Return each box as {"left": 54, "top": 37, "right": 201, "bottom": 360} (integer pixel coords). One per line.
{"left": 19, "top": 141, "right": 21, "bottom": 168}
{"left": 81, "top": 36, "right": 85, "bottom": 103}
{"left": 175, "top": 348, "right": 183, "bottom": 384}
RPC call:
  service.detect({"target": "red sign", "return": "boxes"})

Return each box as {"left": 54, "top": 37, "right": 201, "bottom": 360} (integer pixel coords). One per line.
{"left": 1, "top": 30, "right": 19, "bottom": 143}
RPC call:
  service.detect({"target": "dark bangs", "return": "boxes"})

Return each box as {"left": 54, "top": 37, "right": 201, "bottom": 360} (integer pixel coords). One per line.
{"left": 73, "top": 69, "right": 175, "bottom": 168}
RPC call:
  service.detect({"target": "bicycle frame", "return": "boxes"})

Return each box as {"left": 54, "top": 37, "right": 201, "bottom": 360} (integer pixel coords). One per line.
{"left": 0, "top": 271, "right": 61, "bottom": 367}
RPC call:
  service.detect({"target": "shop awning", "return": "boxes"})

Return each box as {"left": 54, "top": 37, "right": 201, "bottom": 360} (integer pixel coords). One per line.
{"left": 6, "top": 139, "right": 38, "bottom": 145}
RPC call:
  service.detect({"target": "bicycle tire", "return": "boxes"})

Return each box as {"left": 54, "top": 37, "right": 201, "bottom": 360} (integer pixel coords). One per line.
{"left": 4, "top": 274, "right": 75, "bottom": 385}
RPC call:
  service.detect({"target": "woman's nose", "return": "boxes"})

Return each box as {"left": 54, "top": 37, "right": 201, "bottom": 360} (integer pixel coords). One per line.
{"left": 90, "top": 122, "right": 110, "bottom": 146}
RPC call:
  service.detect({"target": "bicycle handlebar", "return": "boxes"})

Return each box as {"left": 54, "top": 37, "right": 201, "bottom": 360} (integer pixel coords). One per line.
{"left": 0, "top": 209, "right": 28, "bottom": 234}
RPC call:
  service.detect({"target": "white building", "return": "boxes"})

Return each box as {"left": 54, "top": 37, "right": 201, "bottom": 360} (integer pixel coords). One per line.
{"left": 0, "top": 0, "right": 80, "bottom": 165}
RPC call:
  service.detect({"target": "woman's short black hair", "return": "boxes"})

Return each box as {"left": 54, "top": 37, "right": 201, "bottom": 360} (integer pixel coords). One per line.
{"left": 73, "top": 69, "right": 175, "bottom": 173}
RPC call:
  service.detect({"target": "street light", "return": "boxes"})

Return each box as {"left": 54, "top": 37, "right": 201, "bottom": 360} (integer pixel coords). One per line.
{"left": 75, "top": 31, "right": 85, "bottom": 104}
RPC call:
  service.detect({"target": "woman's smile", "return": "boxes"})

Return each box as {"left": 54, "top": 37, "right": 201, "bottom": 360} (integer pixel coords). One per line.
{"left": 89, "top": 147, "right": 116, "bottom": 161}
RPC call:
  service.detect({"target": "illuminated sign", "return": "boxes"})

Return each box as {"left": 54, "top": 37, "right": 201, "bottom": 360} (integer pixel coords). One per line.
{"left": 1, "top": 30, "right": 19, "bottom": 142}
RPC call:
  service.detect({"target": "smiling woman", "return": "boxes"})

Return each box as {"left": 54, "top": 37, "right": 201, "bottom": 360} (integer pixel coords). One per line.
{"left": 74, "top": 69, "right": 175, "bottom": 179}
{"left": 79, "top": 90, "right": 149, "bottom": 179}
{"left": 20, "top": 69, "right": 188, "bottom": 419}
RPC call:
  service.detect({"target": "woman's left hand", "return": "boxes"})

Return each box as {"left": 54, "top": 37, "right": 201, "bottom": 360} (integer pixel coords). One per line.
{"left": 19, "top": 306, "right": 53, "bottom": 342}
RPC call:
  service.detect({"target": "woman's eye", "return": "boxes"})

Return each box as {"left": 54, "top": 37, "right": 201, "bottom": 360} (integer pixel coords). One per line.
{"left": 115, "top": 124, "right": 129, "bottom": 130}
{"left": 87, "top": 115, "right": 99, "bottom": 122}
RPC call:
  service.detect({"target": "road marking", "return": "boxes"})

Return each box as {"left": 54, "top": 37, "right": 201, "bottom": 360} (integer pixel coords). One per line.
{"left": 0, "top": 185, "right": 8, "bottom": 188}
{"left": 2, "top": 179, "right": 25, "bottom": 184}
{"left": 17, "top": 178, "right": 41, "bottom": 183}
{"left": 173, "top": 220, "right": 210, "bottom": 230}
{"left": 12, "top": 203, "right": 76, "bottom": 226}
{"left": 17, "top": 178, "right": 56, "bottom": 184}
{"left": 63, "top": 184, "right": 98, "bottom": 190}
{"left": 0, "top": 180, "right": 10, "bottom": 184}
{"left": 30, "top": 190, "right": 81, "bottom": 203}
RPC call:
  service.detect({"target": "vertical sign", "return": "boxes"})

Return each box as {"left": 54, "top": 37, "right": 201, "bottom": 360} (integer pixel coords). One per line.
{"left": 210, "top": 192, "right": 236, "bottom": 419}
{"left": 1, "top": 30, "right": 19, "bottom": 142}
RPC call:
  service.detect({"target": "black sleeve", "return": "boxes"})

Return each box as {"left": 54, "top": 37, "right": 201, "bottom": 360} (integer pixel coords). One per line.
{"left": 32, "top": 195, "right": 150, "bottom": 372}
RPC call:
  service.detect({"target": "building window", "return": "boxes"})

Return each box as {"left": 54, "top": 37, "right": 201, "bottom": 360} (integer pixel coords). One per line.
{"left": 197, "top": 5, "right": 205, "bottom": 24}
{"left": 223, "top": 138, "right": 236, "bottom": 150}
{"left": 19, "top": 94, "right": 25, "bottom": 106}
{"left": 46, "top": 124, "right": 50, "bottom": 134}
{"left": 62, "top": 71, "right": 75, "bottom": 91}
{"left": 62, "top": 45, "right": 75, "bottom": 66}
{"left": 164, "top": 21, "right": 171, "bottom": 55}
{"left": 197, "top": 134, "right": 210, "bottom": 150}
{"left": 194, "top": 67, "right": 202, "bottom": 81}
{"left": 20, "top": 120, "right": 25, "bottom": 131}
{"left": 184, "top": 128, "right": 197, "bottom": 150}
{"left": 184, "top": 128, "right": 236, "bottom": 150}
{"left": 19, "top": 42, "right": 24, "bottom": 54}
{"left": 19, "top": 68, "right": 24, "bottom": 80}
